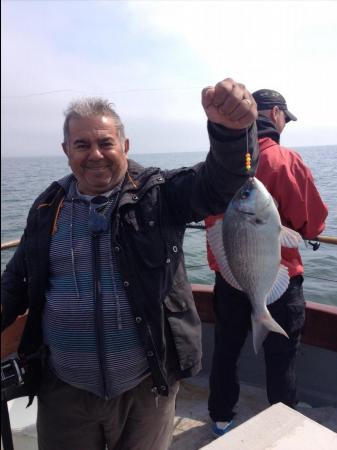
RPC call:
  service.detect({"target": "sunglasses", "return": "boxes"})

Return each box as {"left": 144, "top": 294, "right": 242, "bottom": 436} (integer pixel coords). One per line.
{"left": 88, "top": 197, "right": 110, "bottom": 235}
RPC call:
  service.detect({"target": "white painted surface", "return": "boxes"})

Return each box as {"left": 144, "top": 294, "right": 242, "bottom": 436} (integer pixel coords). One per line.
{"left": 199, "top": 402, "right": 337, "bottom": 450}
{"left": 4, "top": 397, "right": 38, "bottom": 450}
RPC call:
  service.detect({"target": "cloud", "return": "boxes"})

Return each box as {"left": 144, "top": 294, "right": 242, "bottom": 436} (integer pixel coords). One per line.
{"left": 1, "top": 0, "right": 337, "bottom": 158}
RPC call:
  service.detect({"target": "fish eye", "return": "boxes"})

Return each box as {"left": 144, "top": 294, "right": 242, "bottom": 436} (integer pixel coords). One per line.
{"left": 240, "top": 189, "right": 250, "bottom": 199}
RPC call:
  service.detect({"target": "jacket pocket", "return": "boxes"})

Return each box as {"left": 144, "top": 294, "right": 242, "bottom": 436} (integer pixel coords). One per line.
{"left": 121, "top": 207, "right": 167, "bottom": 268}
{"left": 163, "top": 284, "right": 202, "bottom": 371}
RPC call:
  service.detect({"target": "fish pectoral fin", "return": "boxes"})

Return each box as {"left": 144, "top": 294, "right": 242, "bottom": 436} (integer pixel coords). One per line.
{"left": 280, "top": 226, "right": 302, "bottom": 248}
{"left": 206, "top": 220, "right": 243, "bottom": 291}
{"left": 252, "top": 311, "right": 289, "bottom": 354}
{"left": 266, "top": 265, "right": 289, "bottom": 305}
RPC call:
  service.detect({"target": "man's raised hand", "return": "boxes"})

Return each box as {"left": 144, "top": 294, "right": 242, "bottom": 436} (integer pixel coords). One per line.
{"left": 202, "top": 78, "right": 257, "bottom": 129}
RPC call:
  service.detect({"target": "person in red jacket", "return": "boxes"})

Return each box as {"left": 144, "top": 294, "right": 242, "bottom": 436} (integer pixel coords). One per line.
{"left": 205, "top": 89, "right": 328, "bottom": 437}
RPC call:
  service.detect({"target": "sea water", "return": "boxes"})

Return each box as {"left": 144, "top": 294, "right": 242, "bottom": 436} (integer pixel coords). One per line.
{"left": 1, "top": 146, "right": 336, "bottom": 306}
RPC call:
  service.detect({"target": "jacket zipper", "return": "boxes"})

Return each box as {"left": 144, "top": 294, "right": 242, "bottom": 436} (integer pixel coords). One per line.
{"left": 146, "top": 324, "right": 168, "bottom": 391}
{"left": 92, "top": 233, "right": 108, "bottom": 398}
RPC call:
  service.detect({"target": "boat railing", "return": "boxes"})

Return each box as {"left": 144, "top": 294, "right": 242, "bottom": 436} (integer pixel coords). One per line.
{"left": 185, "top": 223, "right": 337, "bottom": 245}
{"left": 1, "top": 239, "right": 22, "bottom": 250}
{"left": 2, "top": 230, "right": 337, "bottom": 251}
{"left": 2, "top": 231, "right": 337, "bottom": 279}
{"left": 2, "top": 233, "right": 337, "bottom": 285}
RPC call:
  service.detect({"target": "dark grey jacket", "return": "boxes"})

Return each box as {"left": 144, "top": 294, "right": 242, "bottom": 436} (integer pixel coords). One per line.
{"left": 1, "top": 122, "right": 258, "bottom": 397}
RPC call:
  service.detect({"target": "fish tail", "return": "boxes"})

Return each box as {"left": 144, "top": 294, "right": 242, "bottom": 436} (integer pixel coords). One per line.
{"left": 251, "top": 311, "right": 289, "bottom": 354}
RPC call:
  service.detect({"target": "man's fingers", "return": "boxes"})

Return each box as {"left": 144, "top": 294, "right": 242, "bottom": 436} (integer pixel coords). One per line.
{"left": 202, "top": 77, "right": 257, "bottom": 129}
{"left": 226, "top": 95, "right": 256, "bottom": 122}
{"left": 201, "top": 86, "right": 215, "bottom": 109}
{"left": 218, "top": 83, "right": 246, "bottom": 115}
{"left": 212, "top": 78, "right": 236, "bottom": 106}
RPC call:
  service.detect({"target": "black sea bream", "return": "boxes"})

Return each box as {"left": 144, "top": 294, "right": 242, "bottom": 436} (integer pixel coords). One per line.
{"left": 207, "top": 177, "right": 301, "bottom": 353}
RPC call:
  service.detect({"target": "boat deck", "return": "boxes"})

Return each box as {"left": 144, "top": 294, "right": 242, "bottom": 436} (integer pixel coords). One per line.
{"left": 171, "top": 373, "right": 337, "bottom": 450}
{"left": 2, "top": 290, "right": 337, "bottom": 449}
{"left": 4, "top": 372, "right": 336, "bottom": 450}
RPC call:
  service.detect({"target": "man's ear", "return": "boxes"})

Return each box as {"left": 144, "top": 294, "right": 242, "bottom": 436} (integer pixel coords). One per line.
{"left": 62, "top": 143, "right": 69, "bottom": 156}
{"left": 124, "top": 139, "right": 130, "bottom": 155}
{"left": 270, "top": 106, "right": 278, "bottom": 124}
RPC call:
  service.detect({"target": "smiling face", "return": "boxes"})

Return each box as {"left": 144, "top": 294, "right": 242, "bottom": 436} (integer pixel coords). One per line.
{"left": 62, "top": 115, "right": 129, "bottom": 195}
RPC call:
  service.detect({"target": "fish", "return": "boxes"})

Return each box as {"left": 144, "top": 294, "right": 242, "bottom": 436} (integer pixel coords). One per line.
{"left": 206, "top": 177, "right": 301, "bottom": 354}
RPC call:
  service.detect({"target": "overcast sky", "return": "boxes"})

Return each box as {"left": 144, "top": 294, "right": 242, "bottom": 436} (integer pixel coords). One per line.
{"left": 2, "top": 0, "right": 337, "bottom": 157}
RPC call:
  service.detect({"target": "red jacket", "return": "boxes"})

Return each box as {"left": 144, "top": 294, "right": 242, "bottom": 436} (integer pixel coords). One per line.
{"left": 205, "top": 137, "right": 328, "bottom": 277}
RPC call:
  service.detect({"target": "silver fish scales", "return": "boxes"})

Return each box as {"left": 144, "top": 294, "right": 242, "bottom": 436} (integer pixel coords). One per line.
{"left": 207, "top": 177, "right": 301, "bottom": 353}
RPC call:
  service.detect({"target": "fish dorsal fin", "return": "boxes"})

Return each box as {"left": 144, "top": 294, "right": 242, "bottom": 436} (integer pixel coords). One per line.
{"left": 266, "top": 264, "right": 290, "bottom": 305}
{"left": 280, "top": 226, "right": 301, "bottom": 248}
{"left": 206, "top": 219, "right": 243, "bottom": 291}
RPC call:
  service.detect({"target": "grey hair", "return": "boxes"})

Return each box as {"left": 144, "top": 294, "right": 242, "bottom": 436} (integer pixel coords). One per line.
{"left": 63, "top": 97, "right": 125, "bottom": 144}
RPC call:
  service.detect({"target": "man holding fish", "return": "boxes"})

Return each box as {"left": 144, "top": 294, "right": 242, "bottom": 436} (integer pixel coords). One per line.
{"left": 205, "top": 89, "right": 328, "bottom": 437}
{"left": 1, "top": 78, "right": 258, "bottom": 450}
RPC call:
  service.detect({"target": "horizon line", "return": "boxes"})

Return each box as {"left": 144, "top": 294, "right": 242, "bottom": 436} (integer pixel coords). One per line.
{"left": 2, "top": 144, "right": 337, "bottom": 159}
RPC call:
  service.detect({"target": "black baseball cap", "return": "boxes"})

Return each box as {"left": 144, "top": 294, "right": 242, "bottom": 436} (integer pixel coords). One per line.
{"left": 252, "top": 89, "right": 297, "bottom": 122}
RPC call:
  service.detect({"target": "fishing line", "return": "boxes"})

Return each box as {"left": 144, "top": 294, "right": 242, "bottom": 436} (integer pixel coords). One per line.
{"left": 245, "top": 127, "right": 251, "bottom": 172}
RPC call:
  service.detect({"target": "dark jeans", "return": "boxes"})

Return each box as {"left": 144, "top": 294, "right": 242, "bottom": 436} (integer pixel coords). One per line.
{"left": 208, "top": 272, "right": 305, "bottom": 422}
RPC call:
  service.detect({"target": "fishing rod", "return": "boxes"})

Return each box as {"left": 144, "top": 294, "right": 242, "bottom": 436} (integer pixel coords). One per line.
{"left": 1, "top": 232, "right": 337, "bottom": 251}
{"left": 314, "top": 235, "right": 337, "bottom": 245}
